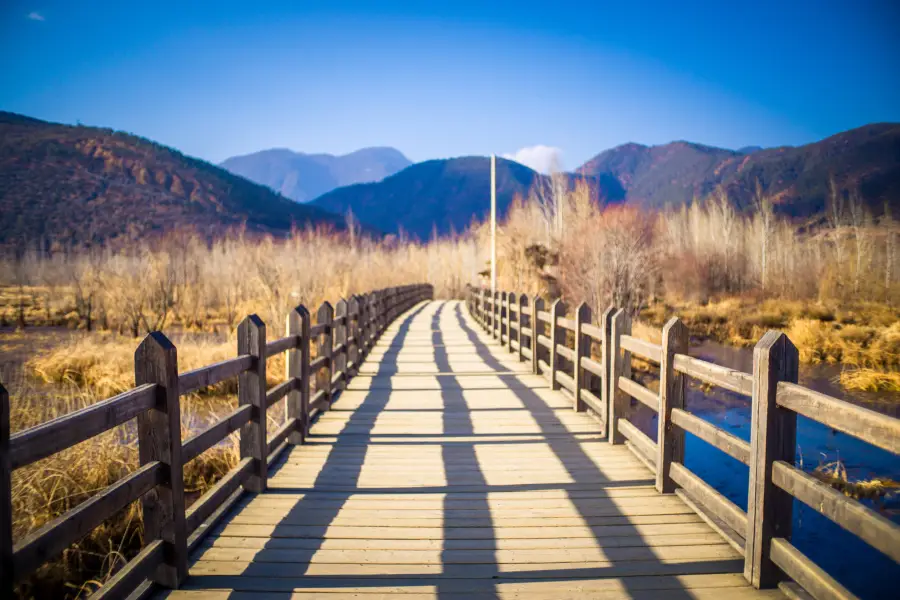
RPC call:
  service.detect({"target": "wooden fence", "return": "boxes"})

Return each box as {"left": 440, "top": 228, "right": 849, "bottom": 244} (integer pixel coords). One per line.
{"left": 467, "top": 286, "right": 900, "bottom": 600}
{"left": 0, "top": 283, "right": 433, "bottom": 599}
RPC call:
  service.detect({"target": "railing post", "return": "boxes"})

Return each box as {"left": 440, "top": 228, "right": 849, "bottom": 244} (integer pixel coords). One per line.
{"left": 657, "top": 317, "right": 689, "bottom": 493}
{"left": 573, "top": 302, "right": 592, "bottom": 412}
{"left": 493, "top": 290, "right": 499, "bottom": 340}
{"left": 482, "top": 288, "right": 489, "bottom": 327}
{"left": 518, "top": 294, "right": 529, "bottom": 362}
{"left": 349, "top": 296, "right": 360, "bottom": 373}
{"left": 1, "top": 383, "right": 12, "bottom": 599}
{"left": 316, "top": 302, "right": 334, "bottom": 408}
{"left": 385, "top": 287, "right": 402, "bottom": 327}
{"left": 608, "top": 309, "right": 631, "bottom": 445}
{"left": 334, "top": 299, "right": 349, "bottom": 391}
{"left": 501, "top": 291, "right": 507, "bottom": 343}
{"left": 371, "top": 291, "right": 381, "bottom": 338}
{"left": 134, "top": 332, "right": 188, "bottom": 588}
{"left": 549, "top": 299, "right": 567, "bottom": 391}
{"left": 287, "top": 305, "right": 310, "bottom": 444}
{"left": 370, "top": 292, "right": 379, "bottom": 344}
{"left": 599, "top": 306, "right": 615, "bottom": 436}
{"left": 531, "top": 297, "right": 544, "bottom": 375}
{"left": 363, "top": 293, "right": 374, "bottom": 351}
{"left": 506, "top": 292, "right": 515, "bottom": 352}
{"left": 492, "top": 290, "right": 500, "bottom": 340}
{"left": 387, "top": 288, "right": 397, "bottom": 323}
{"left": 745, "top": 331, "right": 799, "bottom": 588}
{"left": 369, "top": 292, "right": 377, "bottom": 349}
{"left": 380, "top": 289, "right": 389, "bottom": 328}
{"left": 238, "top": 315, "right": 267, "bottom": 492}
{"left": 379, "top": 290, "right": 389, "bottom": 334}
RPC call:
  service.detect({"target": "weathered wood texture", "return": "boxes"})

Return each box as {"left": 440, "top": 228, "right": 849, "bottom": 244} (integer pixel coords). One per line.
{"left": 531, "top": 297, "right": 545, "bottom": 376}
{"left": 5, "top": 279, "right": 897, "bottom": 599}
{"left": 608, "top": 309, "right": 632, "bottom": 445}
{"left": 179, "top": 356, "right": 254, "bottom": 396}
{"left": 0, "top": 284, "right": 431, "bottom": 597}
{"left": 166, "top": 300, "right": 772, "bottom": 600}
{"left": 573, "top": 303, "right": 591, "bottom": 413}
{"left": 465, "top": 285, "right": 899, "bottom": 600}
{"left": 658, "top": 318, "right": 688, "bottom": 493}
{"left": 549, "top": 299, "right": 567, "bottom": 392}
{"left": 745, "top": 332, "right": 799, "bottom": 588}
{"left": 238, "top": 315, "right": 268, "bottom": 494}
{"left": 315, "top": 302, "right": 334, "bottom": 410}
{"left": 286, "top": 305, "right": 311, "bottom": 444}
{"left": 135, "top": 332, "right": 189, "bottom": 588}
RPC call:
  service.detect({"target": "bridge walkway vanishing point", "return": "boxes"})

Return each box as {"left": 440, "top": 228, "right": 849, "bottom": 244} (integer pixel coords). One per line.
{"left": 163, "top": 300, "right": 781, "bottom": 599}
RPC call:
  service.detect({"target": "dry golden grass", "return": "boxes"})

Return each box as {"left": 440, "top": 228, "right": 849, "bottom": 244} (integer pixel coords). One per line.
{"left": 2, "top": 228, "right": 468, "bottom": 597}
{"left": 637, "top": 297, "right": 900, "bottom": 392}
{"left": 4, "top": 324, "right": 311, "bottom": 598}
{"left": 6, "top": 361, "right": 243, "bottom": 598}
{"left": 812, "top": 460, "right": 900, "bottom": 503}
{"left": 2, "top": 183, "right": 899, "bottom": 596}
{"left": 24, "top": 331, "right": 289, "bottom": 398}
{"left": 839, "top": 369, "right": 900, "bottom": 392}
{"left": 484, "top": 182, "right": 898, "bottom": 392}
{"left": 0, "top": 228, "right": 479, "bottom": 334}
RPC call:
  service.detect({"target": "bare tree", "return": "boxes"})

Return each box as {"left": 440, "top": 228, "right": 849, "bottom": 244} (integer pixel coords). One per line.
{"left": 753, "top": 180, "right": 775, "bottom": 291}
{"left": 885, "top": 202, "right": 896, "bottom": 303}
{"left": 847, "top": 189, "right": 871, "bottom": 295}
{"left": 69, "top": 250, "right": 104, "bottom": 331}
{"left": 529, "top": 161, "right": 568, "bottom": 244}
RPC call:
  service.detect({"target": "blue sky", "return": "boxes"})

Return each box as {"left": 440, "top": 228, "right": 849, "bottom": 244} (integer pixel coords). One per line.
{"left": 1, "top": 1, "right": 898, "bottom": 170}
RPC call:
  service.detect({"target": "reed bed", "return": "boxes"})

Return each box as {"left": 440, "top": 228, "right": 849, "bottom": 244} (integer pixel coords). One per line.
{"left": 1, "top": 182, "right": 897, "bottom": 596}
{"left": 1, "top": 227, "right": 480, "bottom": 597}
{"left": 475, "top": 181, "right": 899, "bottom": 391}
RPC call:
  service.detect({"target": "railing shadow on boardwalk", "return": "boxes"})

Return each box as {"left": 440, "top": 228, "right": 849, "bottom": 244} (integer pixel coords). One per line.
{"left": 186, "top": 302, "right": 431, "bottom": 588}
{"left": 448, "top": 301, "right": 735, "bottom": 598}
{"left": 431, "top": 302, "right": 499, "bottom": 598}
{"left": 184, "top": 300, "right": 735, "bottom": 597}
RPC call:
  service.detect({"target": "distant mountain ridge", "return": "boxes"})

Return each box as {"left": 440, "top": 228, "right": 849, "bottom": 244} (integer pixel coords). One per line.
{"left": 3, "top": 110, "right": 896, "bottom": 250}
{"left": 220, "top": 146, "right": 411, "bottom": 203}
{"left": 0, "top": 111, "right": 345, "bottom": 249}
{"left": 310, "top": 156, "right": 621, "bottom": 239}
{"left": 578, "top": 124, "right": 900, "bottom": 215}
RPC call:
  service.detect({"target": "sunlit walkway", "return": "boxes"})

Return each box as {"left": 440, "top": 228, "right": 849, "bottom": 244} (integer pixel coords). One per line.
{"left": 165, "top": 301, "right": 780, "bottom": 599}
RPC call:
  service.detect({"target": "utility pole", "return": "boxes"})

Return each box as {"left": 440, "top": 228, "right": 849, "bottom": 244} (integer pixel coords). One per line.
{"left": 491, "top": 154, "right": 497, "bottom": 297}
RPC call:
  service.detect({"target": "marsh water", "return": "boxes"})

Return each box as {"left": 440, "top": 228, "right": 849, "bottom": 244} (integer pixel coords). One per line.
{"left": 631, "top": 340, "right": 899, "bottom": 599}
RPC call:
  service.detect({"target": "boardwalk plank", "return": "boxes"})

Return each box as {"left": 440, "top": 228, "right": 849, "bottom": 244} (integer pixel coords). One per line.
{"left": 167, "top": 300, "right": 777, "bottom": 599}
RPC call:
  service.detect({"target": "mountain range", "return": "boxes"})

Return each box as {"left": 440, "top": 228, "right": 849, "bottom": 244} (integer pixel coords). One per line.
{"left": 1, "top": 110, "right": 897, "bottom": 248}
{"left": 577, "top": 123, "right": 900, "bottom": 216}
{"left": 305, "top": 123, "right": 899, "bottom": 237}
{"left": 220, "top": 147, "right": 411, "bottom": 202}
{"left": 311, "top": 157, "right": 621, "bottom": 238}
{"left": 0, "top": 112, "right": 345, "bottom": 250}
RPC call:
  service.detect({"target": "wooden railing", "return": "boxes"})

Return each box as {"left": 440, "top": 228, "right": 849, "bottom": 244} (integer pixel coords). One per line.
{"left": 466, "top": 285, "right": 900, "bottom": 600}
{"left": 0, "top": 283, "right": 432, "bottom": 599}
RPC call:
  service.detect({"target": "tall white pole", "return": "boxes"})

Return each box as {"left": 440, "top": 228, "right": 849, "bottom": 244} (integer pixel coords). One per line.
{"left": 490, "top": 154, "right": 497, "bottom": 297}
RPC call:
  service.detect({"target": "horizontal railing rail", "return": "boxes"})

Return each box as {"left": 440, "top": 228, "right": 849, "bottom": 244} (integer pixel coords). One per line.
{"left": 0, "top": 283, "right": 433, "bottom": 598}
{"left": 466, "top": 284, "right": 899, "bottom": 600}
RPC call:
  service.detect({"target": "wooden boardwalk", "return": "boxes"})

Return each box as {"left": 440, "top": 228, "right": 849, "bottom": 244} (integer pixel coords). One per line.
{"left": 165, "top": 300, "right": 781, "bottom": 599}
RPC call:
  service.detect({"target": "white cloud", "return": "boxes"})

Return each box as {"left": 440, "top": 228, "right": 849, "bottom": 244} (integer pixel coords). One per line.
{"left": 502, "top": 145, "right": 563, "bottom": 174}
{"left": 27, "top": 11, "right": 45, "bottom": 21}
